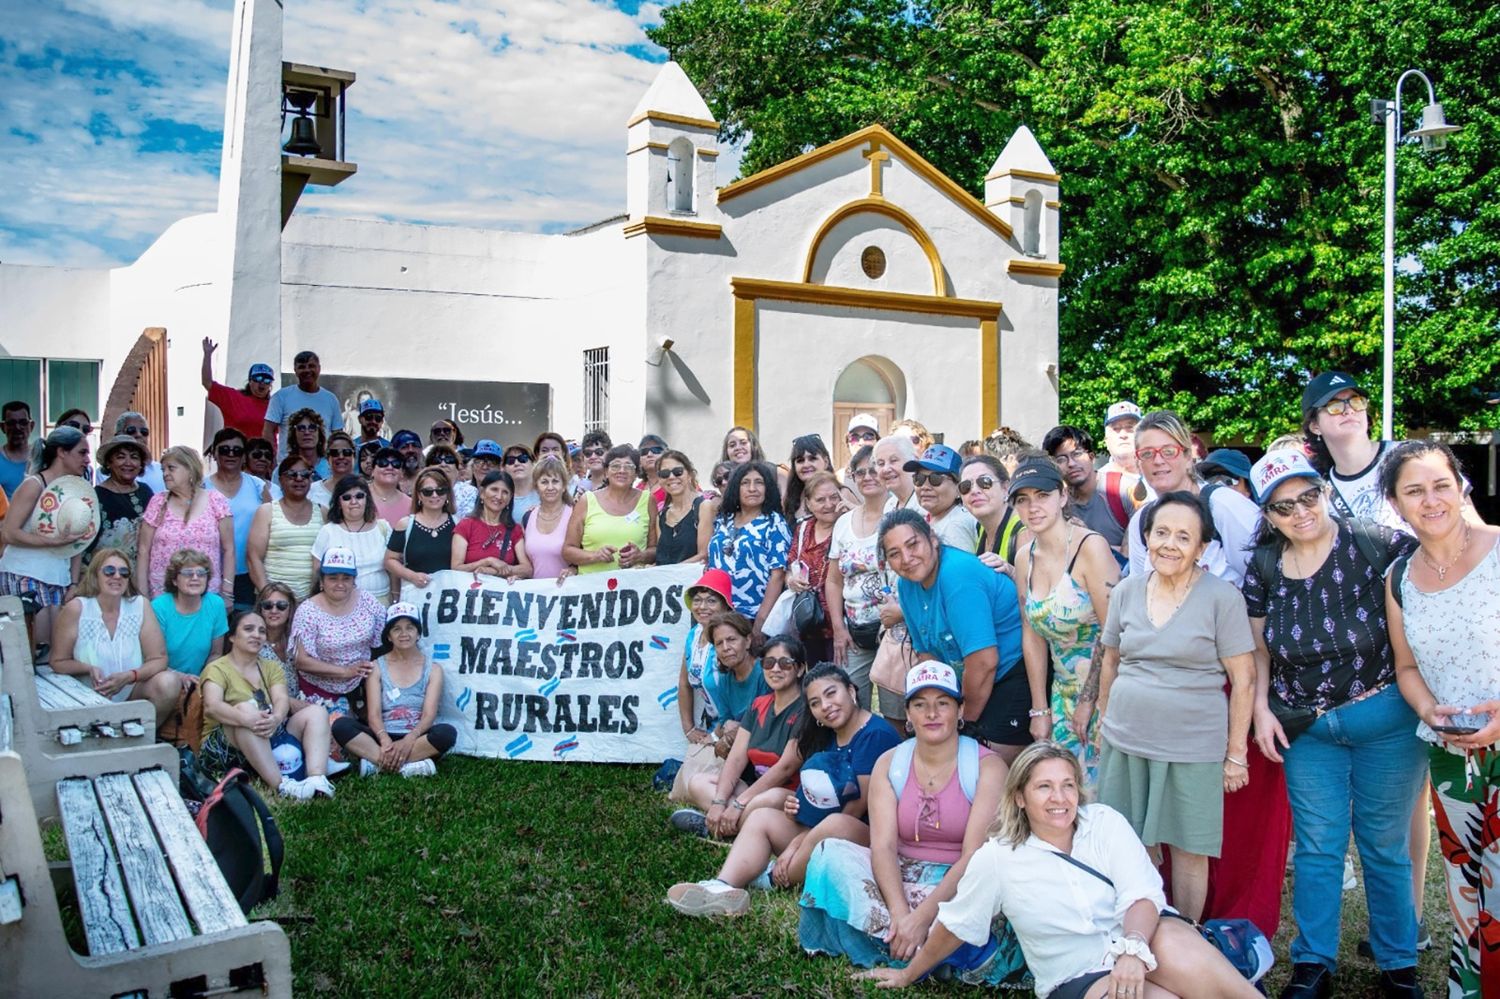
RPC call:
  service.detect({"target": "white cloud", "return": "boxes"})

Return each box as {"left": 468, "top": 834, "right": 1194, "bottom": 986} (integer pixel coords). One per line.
{"left": 0, "top": 0, "right": 727, "bottom": 267}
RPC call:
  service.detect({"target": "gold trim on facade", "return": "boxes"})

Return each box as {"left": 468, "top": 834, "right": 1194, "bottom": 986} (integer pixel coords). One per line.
{"left": 717, "top": 125, "right": 1015, "bottom": 241}
{"left": 731, "top": 278, "right": 999, "bottom": 318}
{"left": 622, "top": 217, "right": 725, "bottom": 240}
{"left": 1006, "top": 260, "right": 1066, "bottom": 277}
{"left": 984, "top": 167, "right": 1062, "bottom": 183}
{"left": 625, "top": 141, "right": 672, "bottom": 155}
{"left": 626, "top": 110, "right": 719, "bottom": 131}
{"left": 800, "top": 198, "right": 946, "bottom": 296}
{"left": 696, "top": 148, "right": 720, "bottom": 158}
{"left": 980, "top": 319, "right": 999, "bottom": 433}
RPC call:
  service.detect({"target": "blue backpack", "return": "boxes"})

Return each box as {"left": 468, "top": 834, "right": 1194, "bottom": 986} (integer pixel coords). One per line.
{"left": 886, "top": 735, "right": 982, "bottom": 802}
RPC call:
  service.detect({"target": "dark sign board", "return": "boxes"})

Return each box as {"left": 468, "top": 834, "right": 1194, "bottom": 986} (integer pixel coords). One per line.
{"left": 293, "top": 373, "right": 552, "bottom": 450}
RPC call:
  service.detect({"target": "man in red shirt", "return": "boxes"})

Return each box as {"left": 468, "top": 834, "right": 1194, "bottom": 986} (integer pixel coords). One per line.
{"left": 201, "top": 337, "right": 274, "bottom": 440}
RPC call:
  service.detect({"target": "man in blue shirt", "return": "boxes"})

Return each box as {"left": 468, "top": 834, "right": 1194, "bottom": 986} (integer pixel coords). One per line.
{"left": 0, "top": 400, "right": 34, "bottom": 498}
{"left": 882, "top": 508, "right": 1029, "bottom": 761}
{"left": 262, "top": 350, "right": 343, "bottom": 458}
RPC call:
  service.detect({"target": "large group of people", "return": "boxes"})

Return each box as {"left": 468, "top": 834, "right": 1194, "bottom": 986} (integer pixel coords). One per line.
{"left": 0, "top": 354, "right": 1493, "bottom": 999}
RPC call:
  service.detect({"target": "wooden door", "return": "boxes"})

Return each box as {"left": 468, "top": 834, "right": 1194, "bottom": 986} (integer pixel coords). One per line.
{"left": 831, "top": 402, "right": 895, "bottom": 470}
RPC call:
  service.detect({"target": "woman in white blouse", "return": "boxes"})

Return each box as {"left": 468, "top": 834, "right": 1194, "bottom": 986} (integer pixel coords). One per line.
{"left": 857, "top": 742, "right": 1261, "bottom": 999}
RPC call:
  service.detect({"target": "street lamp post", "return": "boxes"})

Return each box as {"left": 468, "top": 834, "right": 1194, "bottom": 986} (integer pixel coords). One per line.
{"left": 1371, "top": 70, "right": 1460, "bottom": 441}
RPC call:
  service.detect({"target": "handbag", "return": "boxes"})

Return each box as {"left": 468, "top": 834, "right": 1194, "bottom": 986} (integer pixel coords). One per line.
{"left": 791, "top": 589, "right": 825, "bottom": 635}
{"left": 869, "top": 625, "right": 915, "bottom": 696}
{"left": 845, "top": 614, "right": 882, "bottom": 651}
{"left": 1266, "top": 694, "right": 1318, "bottom": 743}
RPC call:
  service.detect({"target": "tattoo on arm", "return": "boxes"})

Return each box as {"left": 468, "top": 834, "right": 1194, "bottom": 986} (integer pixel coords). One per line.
{"left": 1078, "top": 641, "right": 1105, "bottom": 703}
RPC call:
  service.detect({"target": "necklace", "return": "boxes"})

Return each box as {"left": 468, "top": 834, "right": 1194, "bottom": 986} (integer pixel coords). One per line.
{"left": 1421, "top": 523, "right": 1472, "bottom": 582}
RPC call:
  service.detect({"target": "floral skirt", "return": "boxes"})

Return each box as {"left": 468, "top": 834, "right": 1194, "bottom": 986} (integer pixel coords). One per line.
{"left": 1429, "top": 744, "right": 1500, "bottom": 999}
{"left": 798, "top": 839, "right": 1031, "bottom": 989}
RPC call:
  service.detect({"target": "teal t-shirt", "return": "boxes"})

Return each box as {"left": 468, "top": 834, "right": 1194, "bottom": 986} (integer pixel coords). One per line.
{"left": 151, "top": 592, "right": 228, "bottom": 677}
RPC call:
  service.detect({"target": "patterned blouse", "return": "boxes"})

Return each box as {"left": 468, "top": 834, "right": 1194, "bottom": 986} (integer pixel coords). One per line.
{"left": 288, "top": 589, "right": 385, "bottom": 697}
{"left": 141, "top": 489, "right": 232, "bottom": 596}
{"left": 706, "top": 511, "right": 792, "bottom": 617}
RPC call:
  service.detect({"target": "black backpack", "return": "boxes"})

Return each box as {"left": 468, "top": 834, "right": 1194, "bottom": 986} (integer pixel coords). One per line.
{"left": 182, "top": 762, "right": 285, "bottom": 914}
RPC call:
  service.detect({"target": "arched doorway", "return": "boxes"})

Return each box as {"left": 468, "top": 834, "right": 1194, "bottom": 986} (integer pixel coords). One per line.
{"left": 832, "top": 356, "right": 904, "bottom": 468}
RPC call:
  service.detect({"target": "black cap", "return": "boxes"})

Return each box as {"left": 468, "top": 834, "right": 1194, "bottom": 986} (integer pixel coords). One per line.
{"left": 1302, "top": 371, "right": 1366, "bottom": 414}
{"left": 1007, "top": 459, "right": 1065, "bottom": 499}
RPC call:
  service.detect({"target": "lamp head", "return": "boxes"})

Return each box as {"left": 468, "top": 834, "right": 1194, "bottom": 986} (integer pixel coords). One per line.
{"left": 1411, "top": 102, "right": 1460, "bottom": 151}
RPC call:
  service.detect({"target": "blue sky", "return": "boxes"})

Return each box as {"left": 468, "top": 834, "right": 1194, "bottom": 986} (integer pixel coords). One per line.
{"left": 0, "top": 0, "right": 736, "bottom": 269}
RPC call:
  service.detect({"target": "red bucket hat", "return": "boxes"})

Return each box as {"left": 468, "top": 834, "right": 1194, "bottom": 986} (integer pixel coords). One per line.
{"left": 682, "top": 568, "right": 733, "bottom": 614}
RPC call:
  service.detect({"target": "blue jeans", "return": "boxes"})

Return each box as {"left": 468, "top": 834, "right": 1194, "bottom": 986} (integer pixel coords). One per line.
{"left": 1282, "top": 684, "right": 1427, "bottom": 971}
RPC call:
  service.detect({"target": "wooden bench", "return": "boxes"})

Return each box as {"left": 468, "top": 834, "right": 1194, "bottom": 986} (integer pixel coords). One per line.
{"left": 0, "top": 698, "right": 292, "bottom": 997}
{"left": 0, "top": 598, "right": 176, "bottom": 820}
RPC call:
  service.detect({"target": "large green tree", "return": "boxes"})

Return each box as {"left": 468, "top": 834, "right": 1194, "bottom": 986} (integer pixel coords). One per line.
{"left": 651, "top": 0, "right": 1500, "bottom": 442}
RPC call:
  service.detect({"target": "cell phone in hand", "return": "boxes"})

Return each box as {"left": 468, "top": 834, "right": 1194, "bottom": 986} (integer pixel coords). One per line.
{"left": 1433, "top": 711, "right": 1489, "bottom": 735}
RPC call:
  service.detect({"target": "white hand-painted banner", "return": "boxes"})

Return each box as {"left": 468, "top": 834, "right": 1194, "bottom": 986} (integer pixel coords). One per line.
{"left": 416, "top": 566, "right": 699, "bottom": 763}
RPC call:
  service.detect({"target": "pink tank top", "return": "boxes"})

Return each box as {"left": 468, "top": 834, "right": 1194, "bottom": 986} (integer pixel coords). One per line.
{"left": 896, "top": 747, "right": 991, "bottom": 864}
{"left": 524, "top": 507, "right": 569, "bottom": 580}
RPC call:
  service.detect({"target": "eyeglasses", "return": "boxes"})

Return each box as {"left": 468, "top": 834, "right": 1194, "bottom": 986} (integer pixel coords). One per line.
{"left": 327, "top": 448, "right": 355, "bottom": 458}
{"left": 292, "top": 423, "right": 319, "bottom": 433}
{"left": 583, "top": 447, "right": 607, "bottom": 458}
{"left": 958, "top": 475, "right": 997, "bottom": 495}
{"left": 912, "top": 472, "right": 955, "bottom": 488}
{"left": 1136, "top": 445, "right": 1187, "bottom": 463}
{"left": 429, "top": 454, "right": 457, "bottom": 466}
{"left": 763, "top": 656, "right": 800, "bottom": 670}
{"left": 339, "top": 492, "right": 368, "bottom": 503}
{"left": 430, "top": 425, "right": 455, "bottom": 437}
{"left": 1321, "top": 395, "right": 1369, "bottom": 417}
{"left": 178, "top": 568, "right": 210, "bottom": 579}
{"left": 259, "top": 600, "right": 290, "bottom": 612}
{"left": 216, "top": 445, "right": 244, "bottom": 457}
{"left": 2, "top": 419, "right": 31, "bottom": 430}
{"left": 639, "top": 446, "right": 664, "bottom": 456}
{"left": 99, "top": 565, "right": 128, "bottom": 577}
{"left": 1265, "top": 485, "right": 1324, "bottom": 518}
{"left": 283, "top": 469, "right": 314, "bottom": 481}
{"left": 607, "top": 462, "right": 636, "bottom": 473}
{"left": 1052, "top": 450, "right": 1089, "bottom": 466}
{"left": 121, "top": 425, "right": 150, "bottom": 438}
{"left": 419, "top": 486, "right": 449, "bottom": 497}
{"left": 847, "top": 430, "right": 878, "bottom": 443}
{"left": 851, "top": 466, "right": 879, "bottom": 480}
{"left": 374, "top": 456, "right": 403, "bottom": 468}
{"left": 504, "top": 454, "right": 531, "bottom": 465}
{"left": 659, "top": 466, "right": 687, "bottom": 479}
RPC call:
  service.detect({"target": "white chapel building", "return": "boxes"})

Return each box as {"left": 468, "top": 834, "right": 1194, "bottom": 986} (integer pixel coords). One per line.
{"left": 0, "top": 0, "right": 1061, "bottom": 463}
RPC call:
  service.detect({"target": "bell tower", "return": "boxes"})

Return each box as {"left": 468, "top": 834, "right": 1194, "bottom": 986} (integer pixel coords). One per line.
{"left": 984, "top": 126, "right": 1061, "bottom": 265}
{"left": 625, "top": 62, "right": 720, "bottom": 225}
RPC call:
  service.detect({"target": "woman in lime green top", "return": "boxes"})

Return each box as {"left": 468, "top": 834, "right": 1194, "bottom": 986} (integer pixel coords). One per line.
{"left": 563, "top": 444, "right": 658, "bottom": 574}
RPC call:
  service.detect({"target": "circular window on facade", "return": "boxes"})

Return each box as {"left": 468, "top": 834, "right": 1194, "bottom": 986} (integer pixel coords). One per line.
{"left": 860, "top": 245, "right": 887, "bottom": 280}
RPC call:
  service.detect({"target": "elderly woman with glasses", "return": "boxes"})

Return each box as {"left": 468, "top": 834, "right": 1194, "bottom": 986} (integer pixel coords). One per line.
{"left": 110, "top": 411, "right": 164, "bottom": 492}
{"left": 564, "top": 444, "right": 656, "bottom": 574}
{"left": 151, "top": 547, "right": 228, "bottom": 678}
{"left": 247, "top": 455, "right": 326, "bottom": 599}
{"left": 136, "top": 445, "right": 235, "bottom": 602}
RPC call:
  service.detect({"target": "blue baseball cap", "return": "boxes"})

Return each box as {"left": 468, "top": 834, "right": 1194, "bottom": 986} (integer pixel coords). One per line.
{"left": 903, "top": 444, "right": 962, "bottom": 477}
{"left": 248, "top": 363, "right": 275, "bottom": 382}
{"left": 1199, "top": 448, "right": 1253, "bottom": 483}
{"left": 471, "top": 439, "right": 503, "bottom": 460}
{"left": 391, "top": 429, "right": 422, "bottom": 449}
{"left": 359, "top": 398, "right": 384, "bottom": 415}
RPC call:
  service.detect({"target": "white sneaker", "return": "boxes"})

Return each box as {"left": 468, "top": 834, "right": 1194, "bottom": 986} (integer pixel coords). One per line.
{"left": 358, "top": 759, "right": 379, "bottom": 778}
{"left": 276, "top": 777, "right": 310, "bottom": 801}
{"left": 325, "top": 758, "right": 351, "bottom": 777}
{"left": 399, "top": 759, "right": 437, "bottom": 778}
{"left": 666, "top": 879, "right": 749, "bottom": 917}
{"left": 305, "top": 775, "right": 336, "bottom": 799}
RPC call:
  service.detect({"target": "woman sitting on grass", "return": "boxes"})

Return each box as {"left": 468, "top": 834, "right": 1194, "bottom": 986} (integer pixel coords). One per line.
{"left": 670, "top": 634, "right": 808, "bottom": 839}
{"left": 667, "top": 663, "right": 900, "bottom": 917}
{"left": 857, "top": 742, "right": 1264, "bottom": 998}
{"left": 330, "top": 602, "right": 457, "bottom": 778}
{"left": 799, "top": 662, "right": 1028, "bottom": 989}
{"left": 199, "top": 609, "right": 335, "bottom": 801}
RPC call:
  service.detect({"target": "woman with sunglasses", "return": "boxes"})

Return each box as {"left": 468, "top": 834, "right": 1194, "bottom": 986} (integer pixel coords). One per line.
{"left": 826, "top": 445, "right": 896, "bottom": 708}
{"left": 244, "top": 437, "right": 276, "bottom": 481}
{"left": 636, "top": 434, "right": 669, "bottom": 510}
{"left": 671, "top": 634, "right": 809, "bottom": 839}
{"left": 285, "top": 408, "right": 330, "bottom": 481}
{"left": 783, "top": 435, "right": 839, "bottom": 523}
{"left": 367, "top": 446, "right": 409, "bottom": 526}
{"left": 91, "top": 433, "right": 154, "bottom": 568}
{"left": 205, "top": 427, "right": 267, "bottom": 611}
{"left": 1241, "top": 450, "right": 1424, "bottom": 998}
{"left": 110, "top": 412, "right": 164, "bottom": 492}
{"left": 201, "top": 338, "right": 274, "bottom": 439}
{"left": 50, "top": 547, "right": 177, "bottom": 726}
{"left": 254, "top": 582, "right": 297, "bottom": 676}
{"left": 247, "top": 456, "right": 326, "bottom": 599}
{"left": 705, "top": 460, "right": 734, "bottom": 503}
{"left": 136, "top": 445, "right": 234, "bottom": 602}
{"left": 564, "top": 444, "right": 656, "bottom": 575}
{"left": 454, "top": 441, "right": 498, "bottom": 520}
{"left": 653, "top": 450, "right": 704, "bottom": 566}
{"left": 907, "top": 445, "right": 980, "bottom": 553}
{"left": 385, "top": 468, "right": 457, "bottom": 601}
{"left": 312, "top": 473, "right": 395, "bottom": 604}
{"left": 700, "top": 460, "right": 791, "bottom": 644}
{"left": 961, "top": 455, "right": 1026, "bottom": 569}
{"left": 150, "top": 547, "right": 228, "bottom": 678}
{"left": 453, "top": 470, "right": 532, "bottom": 581}
{"left": 500, "top": 445, "right": 537, "bottom": 520}
{"left": 307, "top": 431, "right": 359, "bottom": 511}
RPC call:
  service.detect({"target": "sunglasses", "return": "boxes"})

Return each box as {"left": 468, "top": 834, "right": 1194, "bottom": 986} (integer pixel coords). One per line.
{"left": 327, "top": 447, "right": 356, "bottom": 458}
{"left": 339, "top": 492, "right": 368, "bottom": 503}
{"left": 763, "top": 656, "right": 801, "bottom": 670}
{"left": 178, "top": 568, "right": 210, "bottom": 579}
{"left": 250, "top": 374, "right": 275, "bottom": 385}
{"left": 283, "top": 469, "right": 314, "bottom": 481}
{"left": 216, "top": 445, "right": 244, "bottom": 457}
{"left": 504, "top": 454, "right": 531, "bottom": 465}
{"left": 639, "top": 446, "right": 664, "bottom": 456}
{"left": 583, "top": 447, "right": 607, "bottom": 458}
{"left": 659, "top": 466, "right": 687, "bottom": 479}
{"left": 259, "top": 599, "right": 290, "bottom": 612}
{"left": 429, "top": 454, "right": 457, "bottom": 466}
{"left": 99, "top": 565, "right": 128, "bottom": 578}
{"left": 1320, "top": 395, "right": 1369, "bottom": 417}
{"left": 374, "top": 456, "right": 403, "bottom": 468}
{"left": 419, "top": 486, "right": 449, "bottom": 497}
{"left": 292, "top": 423, "right": 319, "bottom": 433}
{"left": 847, "top": 430, "right": 878, "bottom": 442}
{"left": 121, "top": 425, "right": 150, "bottom": 438}
{"left": 1136, "top": 445, "right": 1187, "bottom": 463}
{"left": 1265, "top": 485, "right": 1324, "bottom": 518}
{"left": 248, "top": 450, "right": 273, "bottom": 462}
{"left": 958, "top": 475, "right": 997, "bottom": 495}
{"left": 912, "top": 472, "right": 956, "bottom": 488}
{"left": 63, "top": 420, "right": 93, "bottom": 435}
{"left": 712, "top": 476, "right": 729, "bottom": 489}
{"left": 430, "top": 426, "right": 455, "bottom": 437}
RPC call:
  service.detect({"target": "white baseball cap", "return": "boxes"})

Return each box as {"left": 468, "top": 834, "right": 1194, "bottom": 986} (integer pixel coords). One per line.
{"left": 847, "top": 413, "right": 880, "bottom": 435}
{"left": 1250, "top": 449, "right": 1322, "bottom": 504}
{"left": 905, "top": 662, "right": 962, "bottom": 701}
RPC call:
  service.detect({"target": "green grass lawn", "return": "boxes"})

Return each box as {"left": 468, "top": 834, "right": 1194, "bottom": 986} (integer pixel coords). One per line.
{"left": 239, "top": 758, "right": 1447, "bottom": 996}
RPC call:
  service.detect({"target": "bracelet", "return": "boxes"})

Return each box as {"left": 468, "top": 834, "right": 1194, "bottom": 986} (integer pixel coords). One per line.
{"left": 1225, "top": 756, "right": 1248, "bottom": 768}
{"left": 1027, "top": 708, "right": 1052, "bottom": 718}
{"left": 731, "top": 800, "right": 746, "bottom": 810}
{"left": 711, "top": 798, "right": 729, "bottom": 807}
